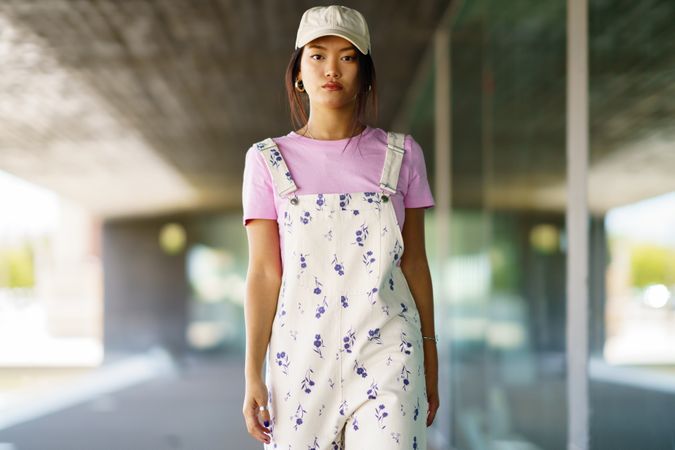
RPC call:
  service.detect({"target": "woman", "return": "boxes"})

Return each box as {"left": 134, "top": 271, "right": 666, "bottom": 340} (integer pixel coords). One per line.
{"left": 241, "top": 5, "right": 439, "bottom": 449}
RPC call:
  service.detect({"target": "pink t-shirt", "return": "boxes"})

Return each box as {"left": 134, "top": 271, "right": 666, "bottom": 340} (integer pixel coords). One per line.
{"left": 241, "top": 125, "right": 435, "bottom": 235}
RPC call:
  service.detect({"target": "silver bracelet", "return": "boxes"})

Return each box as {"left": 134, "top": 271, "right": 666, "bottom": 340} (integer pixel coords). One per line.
{"left": 422, "top": 333, "right": 439, "bottom": 343}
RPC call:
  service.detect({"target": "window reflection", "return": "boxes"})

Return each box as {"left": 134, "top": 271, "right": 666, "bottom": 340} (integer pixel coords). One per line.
{"left": 604, "top": 192, "right": 675, "bottom": 366}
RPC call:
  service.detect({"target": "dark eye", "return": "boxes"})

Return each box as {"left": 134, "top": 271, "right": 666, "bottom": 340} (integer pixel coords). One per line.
{"left": 343, "top": 55, "right": 356, "bottom": 61}
{"left": 311, "top": 54, "right": 323, "bottom": 60}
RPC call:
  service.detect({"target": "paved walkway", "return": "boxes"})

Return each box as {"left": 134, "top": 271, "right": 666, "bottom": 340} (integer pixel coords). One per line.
{"left": 0, "top": 350, "right": 259, "bottom": 450}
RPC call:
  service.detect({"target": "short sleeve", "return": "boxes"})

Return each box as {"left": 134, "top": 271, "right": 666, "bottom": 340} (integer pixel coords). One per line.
{"left": 404, "top": 135, "right": 435, "bottom": 209}
{"left": 242, "top": 144, "right": 278, "bottom": 226}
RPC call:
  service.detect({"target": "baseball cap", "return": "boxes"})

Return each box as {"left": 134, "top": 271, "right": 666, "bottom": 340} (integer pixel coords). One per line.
{"left": 295, "top": 5, "right": 371, "bottom": 55}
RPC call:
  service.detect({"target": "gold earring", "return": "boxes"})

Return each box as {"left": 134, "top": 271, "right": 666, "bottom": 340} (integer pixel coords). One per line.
{"left": 294, "top": 79, "right": 305, "bottom": 92}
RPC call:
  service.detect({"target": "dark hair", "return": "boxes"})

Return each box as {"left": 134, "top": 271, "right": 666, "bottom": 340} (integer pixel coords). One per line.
{"left": 284, "top": 43, "right": 378, "bottom": 154}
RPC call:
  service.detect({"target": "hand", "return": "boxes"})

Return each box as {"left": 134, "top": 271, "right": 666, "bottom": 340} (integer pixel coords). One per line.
{"left": 423, "top": 341, "right": 440, "bottom": 427}
{"left": 242, "top": 377, "right": 273, "bottom": 445}
{"left": 426, "top": 381, "right": 440, "bottom": 427}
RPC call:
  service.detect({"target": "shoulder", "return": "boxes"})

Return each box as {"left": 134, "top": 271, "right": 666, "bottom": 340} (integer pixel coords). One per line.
{"left": 244, "top": 142, "right": 264, "bottom": 169}
{"left": 243, "top": 138, "right": 275, "bottom": 175}
{"left": 373, "top": 128, "right": 418, "bottom": 148}
{"left": 377, "top": 129, "right": 423, "bottom": 163}
{"left": 245, "top": 134, "right": 286, "bottom": 162}
{"left": 363, "top": 126, "right": 413, "bottom": 154}
{"left": 248, "top": 132, "right": 305, "bottom": 155}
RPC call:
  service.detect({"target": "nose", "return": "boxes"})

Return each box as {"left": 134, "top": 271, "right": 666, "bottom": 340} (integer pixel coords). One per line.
{"left": 325, "top": 60, "right": 340, "bottom": 79}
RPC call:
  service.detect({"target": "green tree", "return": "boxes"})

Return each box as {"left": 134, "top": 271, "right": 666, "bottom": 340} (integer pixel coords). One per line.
{"left": 0, "top": 244, "right": 35, "bottom": 288}
{"left": 631, "top": 244, "right": 675, "bottom": 288}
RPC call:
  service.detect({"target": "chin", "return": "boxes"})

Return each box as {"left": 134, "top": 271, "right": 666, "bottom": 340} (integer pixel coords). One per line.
{"left": 314, "top": 95, "right": 355, "bottom": 109}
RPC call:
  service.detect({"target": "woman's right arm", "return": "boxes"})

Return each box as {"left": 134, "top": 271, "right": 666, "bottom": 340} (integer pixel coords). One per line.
{"left": 242, "top": 218, "right": 281, "bottom": 445}
{"left": 244, "top": 218, "right": 282, "bottom": 381}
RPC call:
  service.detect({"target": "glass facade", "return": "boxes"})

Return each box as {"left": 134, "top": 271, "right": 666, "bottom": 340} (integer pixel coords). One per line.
{"left": 588, "top": 0, "right": 675, "bottom": 448}
{"left": 403, "top": 0, "right": 674, "bottom": 448}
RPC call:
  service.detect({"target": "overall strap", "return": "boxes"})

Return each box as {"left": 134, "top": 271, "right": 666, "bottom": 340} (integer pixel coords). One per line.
{"left": 255, "top": 138, "right": 298, "bottom": 198}
{"left": 379, "top": 131, "right": 406, "bottom": 195}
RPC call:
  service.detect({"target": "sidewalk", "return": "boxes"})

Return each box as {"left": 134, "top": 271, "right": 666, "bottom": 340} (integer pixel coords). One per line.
{"left": 0, "top": 350, "right": 258, "bottom": 450}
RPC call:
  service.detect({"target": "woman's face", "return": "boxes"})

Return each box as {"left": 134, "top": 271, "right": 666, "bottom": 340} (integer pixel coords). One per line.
{"left": 298, "top": 35, "right": 360, "bottom": 111}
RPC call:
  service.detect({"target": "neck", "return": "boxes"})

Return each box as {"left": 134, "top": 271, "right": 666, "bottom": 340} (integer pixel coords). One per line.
{"left": 299, "top": 106, "right": 364, "bottom": 140}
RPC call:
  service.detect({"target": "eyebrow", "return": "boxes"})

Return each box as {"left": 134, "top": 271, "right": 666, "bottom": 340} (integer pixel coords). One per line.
{"left": 306, "top": 44, "right": 355, "bottom": 52}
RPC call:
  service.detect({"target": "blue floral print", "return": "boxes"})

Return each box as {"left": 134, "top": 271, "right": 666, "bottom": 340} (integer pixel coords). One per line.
{"left": 375, "top": 403, "right": 389, "bottom": 429}
{"left": 400, "top": 330, "right": 413, "bottom": 355}
{"left": 399, "top": 364, "right": 412, "bottom": 391}
{"left": 367, "top": 380, "right": 379, "bottom": 400}
{"left": 315, "top": 297, "right": 328, "bottom": 319}
{"left": 362, "top": 250, "right": 376, "bottom": 273}
{"left": 296, "top": 252, "right": 309, "bottom": 284}
{"left": 332, "top": 254, "right": 345, "bottom": 276}
{"left": 367, "top": 286, "right": 379, "bottom": 305}
{"left": 399, "top": 302, "right": 409, "bottom": 319}
{"left": 313, "top": 333, "right": 325, "bottom": 359}
{"left": 342, "top": 327, "right": 356, "bottom": 353}
{"left": 340, "top": 295, "right": 349, "bottom": 308}
{"left": 354, "top": 359, "right": 368, "bottom": 378}
{"left": 275, "top": 300, "right": 287, "bottom": 327}
{"left": 390, "top": 240, "right": 403, "bottom": 265}
{"left": 352, "top": 223, "right": 369, "bottom": 247}
{"left": 339, "top": 193, "right": 351, "bottom": 210}
{"left": 338, "top": 400, "right": 348, "bottom": 416}
{"left": 293, "top": 403, "right": 307, "bottom": 430}
{"left": 308, "top": 436, "right": 319, "bottom": 449}
{"left": 275, "top": 351, "right": 289, "bottom": 374}
{"left": 392, "top": 431, "right": 401, "bottom": 443}
{"left": 300, "top": 209, "right": 313, "bottom": 224}
{"left": 299, "top": 252, "right": 308, "bottom": 270}
{"left": 301, "top": 369, "right": 315, "bottom": 394}
{"left": 367, "top": 327, "right": 382, "bottom": 344}
{"left": 267, "top": 147, "right": 283, "bottom": 168}
{"left": 282, "top": 210, "right": 293, "bottom": 231}
{"left": 312, "top": 276, "right": 323, "bottom": 295}
{"left": 315, "top": 193, "right": 326, "bottom": 210}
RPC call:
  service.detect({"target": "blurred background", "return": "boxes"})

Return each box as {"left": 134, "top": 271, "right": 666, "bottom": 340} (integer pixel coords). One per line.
{"left": 0, "top": 0, "right": 673, "bottom": 449}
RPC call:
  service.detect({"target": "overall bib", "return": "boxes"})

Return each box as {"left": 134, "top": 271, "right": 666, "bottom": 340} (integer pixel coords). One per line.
{"left": 256, "top": 131, "right": 428, "bottom": 450}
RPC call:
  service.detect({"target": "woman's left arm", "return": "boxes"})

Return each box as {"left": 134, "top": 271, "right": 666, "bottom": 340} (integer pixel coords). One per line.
{"left": 399, "top": 207, "right": 440, "bottom": 427}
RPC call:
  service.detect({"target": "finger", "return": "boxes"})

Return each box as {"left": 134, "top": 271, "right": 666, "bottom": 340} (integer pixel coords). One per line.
{"left": 244, "top": 404, "right": 272, "bottom": 443}
{"left": 244, "top": 413, "right": 272, "bottom": 444}
{"left": 253, "top": 402, "right": 273, "bottom": 432}
{"left": 426, "top": 406, "right": 437, "bottom": 426}
{"left": 256, "top": 401, "right": 272, "bottom": 429}
{"left": 257, "top": 405, "right": 273, "bottom": 431}
{"left": 426, "top": 401, "right": 439, "bottom": 426}
{"left": 261, "top": 408, "right": 272, "bottom": 429}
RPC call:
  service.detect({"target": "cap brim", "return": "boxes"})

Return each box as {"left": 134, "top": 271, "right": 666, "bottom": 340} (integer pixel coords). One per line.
{"left": 296, "top": 29, "right": 369, "bottom": 55}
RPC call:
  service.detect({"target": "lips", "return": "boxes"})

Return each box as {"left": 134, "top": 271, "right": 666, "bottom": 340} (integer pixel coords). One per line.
{"left": 322, "top": 82, "right": 343, "bottom": 90}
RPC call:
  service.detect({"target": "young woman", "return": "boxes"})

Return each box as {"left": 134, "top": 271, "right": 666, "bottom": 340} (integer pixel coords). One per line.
{"left": 241, "top": 5, "right": 439, "bottom": 449}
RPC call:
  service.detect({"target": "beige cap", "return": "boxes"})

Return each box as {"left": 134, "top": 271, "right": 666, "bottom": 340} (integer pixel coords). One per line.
{"left": 295, "top": 5, "right": 371, "bottom": 55}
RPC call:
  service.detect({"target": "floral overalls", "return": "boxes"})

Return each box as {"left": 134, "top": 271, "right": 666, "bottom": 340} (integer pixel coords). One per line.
{"left": 256, "top": 131, "right": 428, "bottom": 450}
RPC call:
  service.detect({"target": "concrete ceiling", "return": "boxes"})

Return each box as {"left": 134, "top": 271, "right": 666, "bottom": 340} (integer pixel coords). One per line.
{"left": 2, "top": 0, "right": 671, "bottom": 220}
{"left": 0, "top": 0, "right": 451, "bottom": 219}
{"left": 446, "top": 0, "right": 675, "bottom": 215}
